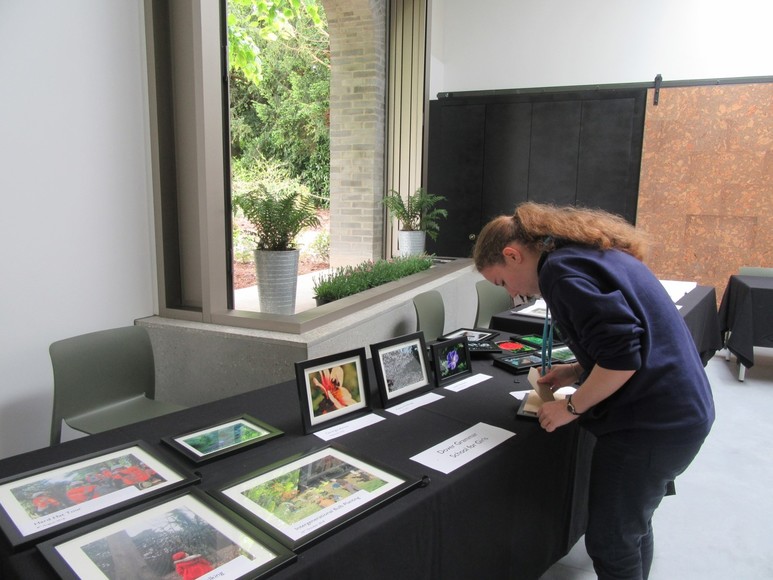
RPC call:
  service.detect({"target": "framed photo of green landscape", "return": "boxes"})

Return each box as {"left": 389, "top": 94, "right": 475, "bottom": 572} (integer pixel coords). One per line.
{"left": 213, "top": 445, "right": 421, "bottom": 550}
{"left": 162, "top": 415, "right": 283, "bottom": 464}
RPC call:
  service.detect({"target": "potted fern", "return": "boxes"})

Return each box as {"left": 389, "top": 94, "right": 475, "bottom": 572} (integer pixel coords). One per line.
{"left": 382, "top": 187, "right": 447, "bottom": 256}
{"left": 233, "top": 178, "right": 319, "bottom": 315}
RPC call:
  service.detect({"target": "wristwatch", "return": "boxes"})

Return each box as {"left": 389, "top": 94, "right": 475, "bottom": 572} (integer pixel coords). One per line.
{"left": 566, "top": 394, "right": 582, "bottom": 416}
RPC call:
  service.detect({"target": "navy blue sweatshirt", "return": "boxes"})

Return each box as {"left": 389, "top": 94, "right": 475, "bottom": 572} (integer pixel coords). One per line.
{"left": 539, "top": 245, "right": 714, "bottom": 444}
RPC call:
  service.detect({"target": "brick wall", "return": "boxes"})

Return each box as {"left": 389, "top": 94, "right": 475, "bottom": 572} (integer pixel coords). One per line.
{"left": 326, "top": 0, "right": 387, "bottom": 267}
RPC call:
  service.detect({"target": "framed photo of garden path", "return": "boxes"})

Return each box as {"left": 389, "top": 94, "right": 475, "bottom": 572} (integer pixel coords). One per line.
{"left": 370, "top": 332, "right": 432, "bottom": 408}
{"left": 295, "top": 348, "right": 371, "bottom": 434}
{"left": 213, "top": 445, "right": 422, "bottom": 550}
{"left": 162, "top": 414, "right": 283, "bottom": 464}
{"left": 38, "top": 488, "right": 296, "bottom": 580}
{"left": 0, "top": 441, "right": 197, "bottom": 550}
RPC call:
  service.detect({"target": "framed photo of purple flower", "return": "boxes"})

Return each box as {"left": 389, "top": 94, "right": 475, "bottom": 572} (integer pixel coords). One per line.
{"left": 430, "top": 337, "right": 473, "bottom": 387}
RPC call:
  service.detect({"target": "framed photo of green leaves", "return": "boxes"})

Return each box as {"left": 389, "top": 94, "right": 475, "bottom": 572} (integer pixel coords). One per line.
{"left": 0, "top": 441, "right": 197, "bottom": 550}
{"left": 430, "top": 337, "right": 473, "bottom": 387}
{"left": 38, "top": 488, "right": 296, "bottom": 580}
{"left": 162, "top": 415, "right": 283, "bottom": 464}
{"left": 294, "top": 348, "right": 371, "bottom": 434}
{"left": 213, "top": 445, "right": 422, "bottom": 550}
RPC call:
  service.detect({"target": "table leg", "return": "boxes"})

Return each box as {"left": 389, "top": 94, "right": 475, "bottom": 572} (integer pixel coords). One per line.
{"left": 737, "top": 362, "right": 747, "bottom": 382}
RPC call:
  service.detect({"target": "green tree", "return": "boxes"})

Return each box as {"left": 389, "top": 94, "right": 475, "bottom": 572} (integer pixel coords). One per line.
{"left": 227, "top": 0, "right": 330, "bottom": 205}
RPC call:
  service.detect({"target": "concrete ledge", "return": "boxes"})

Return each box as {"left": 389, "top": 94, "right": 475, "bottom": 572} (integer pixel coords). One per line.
{"left": 207, "top": 257, "right": 473, "bottom": 334}
{"left": 139, "top": 259, "right": 482, "bottom": 407}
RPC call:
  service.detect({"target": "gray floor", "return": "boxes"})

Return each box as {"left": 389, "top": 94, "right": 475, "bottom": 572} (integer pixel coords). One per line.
{"left": 539, "top": 347, "right": 773, "bottom": 580}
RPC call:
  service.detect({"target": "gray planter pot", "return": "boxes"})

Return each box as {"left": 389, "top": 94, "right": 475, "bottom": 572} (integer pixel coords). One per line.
{"left": 398, "top": 230, "right": 426, "bottom": 256}
{"left": 254, "top": 249, "right": 299, "bottom": 315}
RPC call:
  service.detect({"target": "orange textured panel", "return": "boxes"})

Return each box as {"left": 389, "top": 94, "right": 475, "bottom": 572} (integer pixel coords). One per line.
{"left": 638, "top": 83, "right": 773, "bottom": 303}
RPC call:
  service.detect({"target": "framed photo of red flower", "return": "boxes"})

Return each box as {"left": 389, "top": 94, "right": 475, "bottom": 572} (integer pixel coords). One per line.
{"left": 430, "top": 337, "right": 473, "bottom": 387}
{"left": 294, "top": 348, "right": 372, "bottom": 434}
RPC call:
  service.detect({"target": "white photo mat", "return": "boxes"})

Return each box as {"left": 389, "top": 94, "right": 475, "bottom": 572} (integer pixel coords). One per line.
{"left": 0, "top": 443, "right": 189, "bottom": 541}
{"left": 218, "top": 447, "right": 409, "bottom": 546}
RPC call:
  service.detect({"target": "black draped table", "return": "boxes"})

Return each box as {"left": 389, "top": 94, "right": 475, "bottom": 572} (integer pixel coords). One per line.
{"left": 490, "top": 284, "right": 722, "bottom": 366}
{"left": 718, "top": 275, "right": 773, "bottom": 379}
{"left": 0, "top": 357, "right": 592, "bottom": 580}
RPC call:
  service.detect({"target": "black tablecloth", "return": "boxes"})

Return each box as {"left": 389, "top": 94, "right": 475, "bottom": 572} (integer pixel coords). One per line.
{"left": 718, "top": 275, "right": 773, "bottom": 368}
{"left": 0, "top": 359, "right": 592, "bottom": 580}
{"left": 490, "top": 285, "right": 722, "bottom": 366}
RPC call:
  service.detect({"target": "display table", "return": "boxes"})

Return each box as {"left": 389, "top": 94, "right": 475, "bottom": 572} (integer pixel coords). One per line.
{"left": 490, "top": 285, "right": 722, "bottom": 366}
{"left": 718, "top": 275, "right": 773, "bottom": 379}
{"left": 0, "top": 358, "right": 592, "bottom": 580}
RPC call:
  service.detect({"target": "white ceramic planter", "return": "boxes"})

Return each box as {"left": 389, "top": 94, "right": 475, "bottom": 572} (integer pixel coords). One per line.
{"left": 254, "top": 249, "right": 299, "bottom": 315}
{"left": 398, "top": 230, "right": 426, "bottom": 256}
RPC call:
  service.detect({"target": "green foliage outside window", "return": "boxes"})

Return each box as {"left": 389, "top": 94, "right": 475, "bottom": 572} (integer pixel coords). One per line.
{"left": 228, "top": 0, "right": 330, "bottom": 206}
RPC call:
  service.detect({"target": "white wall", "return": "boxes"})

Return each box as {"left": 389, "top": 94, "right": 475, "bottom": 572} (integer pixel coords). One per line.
{"left": 0, "top": 1, "right": 155, "bottom": 458}
{"left": 429, "top": 0, "right": 773, "bottom": 97}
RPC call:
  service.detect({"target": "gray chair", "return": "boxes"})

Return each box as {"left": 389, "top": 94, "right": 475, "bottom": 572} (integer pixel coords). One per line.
{"left": 413, "top": 290, "right": 445, "bottom": 342}
{"left": 49, "top": 326, "right": 186, "bottom": 445}
{"left": 738, "top": 266, "right": 773, "bottom": 277}
{"left": 474, "top": 279, "right": 514, "bottom": 328}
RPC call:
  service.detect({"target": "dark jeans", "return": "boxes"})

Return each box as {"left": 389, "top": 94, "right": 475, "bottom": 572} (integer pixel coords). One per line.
{"left": 585, "top": 434, "right": 706, "bottom": 580}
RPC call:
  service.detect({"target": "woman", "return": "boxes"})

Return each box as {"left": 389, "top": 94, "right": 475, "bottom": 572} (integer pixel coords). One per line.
{"left": 473, "top": 202, "right": 714, "bottom": 580}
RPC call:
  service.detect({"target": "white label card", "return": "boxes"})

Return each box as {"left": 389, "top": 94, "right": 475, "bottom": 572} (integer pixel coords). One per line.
{"left": 409, "top": 422, "right": 515, "bottom": 474}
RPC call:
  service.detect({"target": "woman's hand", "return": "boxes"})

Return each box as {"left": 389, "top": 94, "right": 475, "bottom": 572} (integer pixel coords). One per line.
{"left": 537, "top": 363, "right": 579, "bottom": 392}
{"left": 536, "top": 400, "right": 577, "bottom": 432}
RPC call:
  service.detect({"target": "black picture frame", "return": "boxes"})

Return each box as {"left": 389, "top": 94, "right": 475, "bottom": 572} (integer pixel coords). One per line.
{"left": 495, "top": 339, "right": 538, "bottom": 354}
{"left": 515, "top": 392, "right": 541, "bottom": 419}
{"left": 466, "top": 339, "right": 502, "bottom": 357}
{"left": 430, "top": 337, "right": 473, "bottom": 387}
{"left": 0, "top": 441, "right": 198, "bottom": 550}
{"left": 439, "top": 328, "right": 499, "bottom": 343}
{"left": 162, "top": 414, "right": 283, "bottom": 464}
{"left": 510, "top": 333, "right": 545, "bottom": 348}
{"left": 370, "top": 332, "right": 433, "bottom": 408}
{"left": 38, "top": 488, "right": 296, "bottom": 580}
{"left": 550, "top": 345, "right": 577, "bottom": 363}
{"left": 492, "top": 353, "right": 545, "bottom": 374}
{"left": 294, "top": 348, "right": 371, "bottom": 434}
{"left": 212, "top": 444, "right": 423, "bottom": 551}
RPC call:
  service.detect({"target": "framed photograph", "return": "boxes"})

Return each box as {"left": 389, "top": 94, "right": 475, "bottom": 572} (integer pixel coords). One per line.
{"left": 511, "top": 333, "right": 545, "bottom": 348}
{"left": 295, "top": 348, "right": 371, "bottom": 434}
{"left": 495, "top": 339, "right": 537, "bottom": 354}
{"left": 492, "top": 353, "right": 544, "bottom": 374}
{"left": 511, "top": 334, "right": 565, "bottom": 349}
{"left": 0, "top": 441, "right": 197, "bottom": 550}
{"left": 430, "top": 337, "right": 473, "bottom": 387}
{"left": 550, "top": 345, "right": 577, "bottom": 363}
{"left": 370, "top": 332, "right": 432, "bottom": 408}
{"left": 516, "top": 391, "right": 542, "bottom": 419}
{"left": 213, "top": 445, "right": 422, "bottom": 550}
{"left": 38, "top": 488, "right": 296, "bottom": 580}
{"left": 162, "top": 415, "right": 283, "bottom": 464}
{"left": 466, "top": 340, "right": 502, "bottom": 357}
{"left": 439, "top": 328, "right": 498, "bottom": 343}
